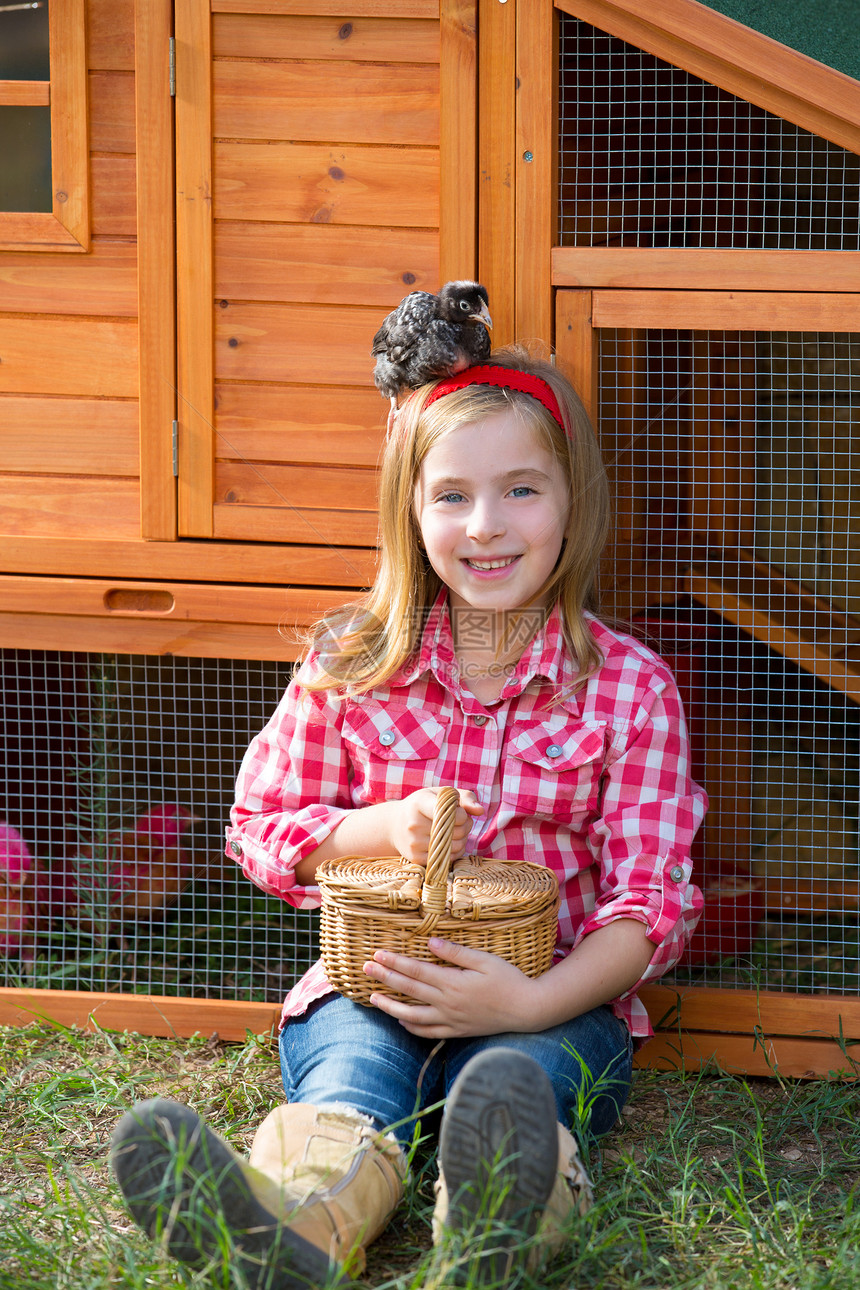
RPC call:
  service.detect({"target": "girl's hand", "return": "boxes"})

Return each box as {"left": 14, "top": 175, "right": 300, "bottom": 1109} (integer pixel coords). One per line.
{"left": 363, "top": 938, "right": 534, "bottom": 1038}
{"left": 389, "top": 789, "right": 483, "bottom": 864}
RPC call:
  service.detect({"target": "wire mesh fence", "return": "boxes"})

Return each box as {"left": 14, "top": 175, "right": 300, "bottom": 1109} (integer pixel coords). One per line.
{"left": 0, "top": 651, "right": 318, "bottom": 1001}
{"left": 598, "top": 328, "right": 860, "bottom": 994}
{"left": 558, "top": 13, "right": 860, "bottom": 249}
{"left": 558, "top": 13, "right": 860, "bottom": 995}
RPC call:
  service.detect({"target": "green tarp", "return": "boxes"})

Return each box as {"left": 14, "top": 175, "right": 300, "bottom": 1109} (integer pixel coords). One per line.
{"left": 699, "top": 0, "right": 860, "bottom": 83}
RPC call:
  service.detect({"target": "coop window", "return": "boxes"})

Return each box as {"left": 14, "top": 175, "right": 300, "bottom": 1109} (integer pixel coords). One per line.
{"left": 0, "top": 0, "right": 51, "bottom": 212}
{"left": 2, "top": 651, "right": 319, "bottom": 1001}
{"left": 598, "top": 328, "right": 860, "bottom": 993}
{"left": 558, "top": 14, "right": 860, "bottom": 250}
{"left": 0, "top": 0, "right": 89, "bottom": 249}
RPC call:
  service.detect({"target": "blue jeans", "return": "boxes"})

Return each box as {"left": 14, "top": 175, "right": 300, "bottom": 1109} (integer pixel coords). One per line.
{"left": 279, "top": 994, "right": 633, "bottom": 1147}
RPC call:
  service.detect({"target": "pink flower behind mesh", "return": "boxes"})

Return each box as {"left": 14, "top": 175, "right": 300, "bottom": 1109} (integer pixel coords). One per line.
{"left": 33, "top": 803, "right": 197, "bottom": 926}
{"left": 0, "top": 820, "right": 33, "bottom": 888}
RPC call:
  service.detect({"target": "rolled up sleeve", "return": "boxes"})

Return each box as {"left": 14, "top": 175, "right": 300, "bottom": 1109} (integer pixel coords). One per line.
{"left": 224, "top": 661, "right": 352, "bottom": 909}
{"left": 576, "top": 665, "right": 707, "bottom": 993}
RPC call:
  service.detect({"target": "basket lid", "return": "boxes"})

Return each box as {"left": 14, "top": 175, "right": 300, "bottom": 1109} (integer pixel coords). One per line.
{"left": 317, "top": 853, "right": 559, "bottom": 920}
{"left": 316, "top": 788, "right": 559, "bottom": 922}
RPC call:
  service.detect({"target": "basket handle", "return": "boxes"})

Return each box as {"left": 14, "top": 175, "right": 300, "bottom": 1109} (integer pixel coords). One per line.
{"left": 415, "top": 787, "right": 459, "bottom": 937}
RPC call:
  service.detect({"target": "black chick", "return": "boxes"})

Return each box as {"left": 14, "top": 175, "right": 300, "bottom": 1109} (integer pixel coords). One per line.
{"left": 372, "top": 281, "right": 492, "bottom": 409}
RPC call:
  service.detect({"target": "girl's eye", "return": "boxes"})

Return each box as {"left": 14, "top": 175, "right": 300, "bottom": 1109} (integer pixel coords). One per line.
{"left": 510, "top": 485, "right": 535, "bottom": 498}
{"left": 439, "top": 491, "right": 465, "bottom": 504}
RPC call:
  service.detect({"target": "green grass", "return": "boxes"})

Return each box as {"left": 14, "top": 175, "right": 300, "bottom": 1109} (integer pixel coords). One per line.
{"left": 1, "top": 1021, "right": 858, "bottom": 1290}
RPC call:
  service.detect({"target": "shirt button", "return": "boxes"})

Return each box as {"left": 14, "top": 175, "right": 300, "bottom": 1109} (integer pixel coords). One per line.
{"left": 546, "top": 743, "right": 563, "bottom": 758}
{"left": 670, "top": 865, "right": 684, "bottom": 882}
{"left": 474, "top": 714, "right": 488, "bottom": 726}
{"left": 379, "top": 729, "right": 396, "bottom": 746}
{"left": 230, "top": 841, "right": 242, "bottom": 857}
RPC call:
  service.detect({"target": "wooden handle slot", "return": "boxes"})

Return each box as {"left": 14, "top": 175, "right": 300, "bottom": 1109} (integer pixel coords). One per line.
{"left": 103, "top": 588, "right": 175, "bottom": 614}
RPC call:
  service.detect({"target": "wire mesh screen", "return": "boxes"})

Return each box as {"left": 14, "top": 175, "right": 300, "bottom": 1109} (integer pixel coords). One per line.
{"left": 558, "top": 14, "right": 860, "bottom": 249}
{"left": 599, "top": 328, "right": 860, "bottom": 991}
{"left": 0, "top": 651, "right": 319, "bottom": 1001}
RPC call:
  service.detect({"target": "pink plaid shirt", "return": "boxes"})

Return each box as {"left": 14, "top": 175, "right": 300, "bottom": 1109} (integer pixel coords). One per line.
{"left": 226, "top": 596, "right": 706, "bottom": 1042}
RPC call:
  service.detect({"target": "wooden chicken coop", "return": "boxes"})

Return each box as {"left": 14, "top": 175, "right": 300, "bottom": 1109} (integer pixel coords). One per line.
{"left": 2, "top": 0, "right": 860, "bottom": 1078}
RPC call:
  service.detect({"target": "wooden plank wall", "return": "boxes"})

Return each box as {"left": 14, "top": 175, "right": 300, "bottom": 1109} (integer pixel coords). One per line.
{"left": 204, "top": 4, "right": 443, "bottom": 549}
{"left": 0, "top": 0, "right": 140, "bottom": 542}
{"left": 0, "top": 0, "right": 470, "bottom": 653}
{"left": 0, "top": 1, "right": 461, "bottom": 568}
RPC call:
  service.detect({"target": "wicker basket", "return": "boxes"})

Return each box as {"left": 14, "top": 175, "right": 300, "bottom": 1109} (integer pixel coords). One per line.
{"left": 317, "top": 787, "right": 560, "bottom": 1005}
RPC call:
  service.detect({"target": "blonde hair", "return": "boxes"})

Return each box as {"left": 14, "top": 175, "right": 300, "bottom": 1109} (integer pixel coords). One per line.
{"left": 302, "top": 346, "right": 610, "bottom": 693}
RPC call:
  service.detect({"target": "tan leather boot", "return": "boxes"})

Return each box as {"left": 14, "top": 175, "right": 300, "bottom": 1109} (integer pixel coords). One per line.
{"left": 248, "top": 1102, "right": 407, "bottom": 1275}
{"left": 431, "top": 1047, "right": 567, "bottom": 1284}
{"left": 111, "top": 1097, "right": 405, "bottom": 1287}
{"left": 526, "top": 1120, "right": 593, "bottom": 1268}
{"left": 434, "top": 1118, "right": 593, "bottom": 1265}
{"left": 110, "top": 1097, "right": 351, "bottom": 1288}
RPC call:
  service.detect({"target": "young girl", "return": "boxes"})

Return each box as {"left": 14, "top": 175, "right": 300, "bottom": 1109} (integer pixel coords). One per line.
{"left": 111, "top": 346, "right": 706, "bottom": 1290}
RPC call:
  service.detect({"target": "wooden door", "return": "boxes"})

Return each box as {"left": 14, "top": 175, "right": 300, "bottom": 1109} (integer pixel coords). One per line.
{"left": 173, "top": 0, "right": 476, "bottom": 580}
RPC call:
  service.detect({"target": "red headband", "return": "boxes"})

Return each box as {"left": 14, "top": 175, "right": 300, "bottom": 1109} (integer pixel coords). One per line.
{"left": 422, "top": 365, "right": 567, "bottom": 433}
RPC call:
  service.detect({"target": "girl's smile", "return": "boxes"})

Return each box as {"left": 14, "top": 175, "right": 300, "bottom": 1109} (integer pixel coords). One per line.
{"left": 465, "top": 556, "right": 520, "bottom": 571}
{"left": 415, "top": 410, "right": 570, "bottom": 619}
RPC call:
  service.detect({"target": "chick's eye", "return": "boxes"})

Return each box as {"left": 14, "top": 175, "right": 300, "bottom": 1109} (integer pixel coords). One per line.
{"left": 459, "top": 300, "right": 469, "bottom": 312}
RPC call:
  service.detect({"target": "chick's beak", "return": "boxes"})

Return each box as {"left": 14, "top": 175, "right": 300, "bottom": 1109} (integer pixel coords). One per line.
{"left": 470, "top": 301, "right": 493, "bottom": 330}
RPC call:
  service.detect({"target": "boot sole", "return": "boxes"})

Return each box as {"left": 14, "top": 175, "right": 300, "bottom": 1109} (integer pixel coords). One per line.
{"left": 110, "top": 1097, "right": 350, "bottom": 1289}
{"left": 439, "top": 1047, "right": 559, "bottom": 1284}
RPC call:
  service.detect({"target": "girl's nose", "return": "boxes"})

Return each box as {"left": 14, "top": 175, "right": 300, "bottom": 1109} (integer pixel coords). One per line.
{"left": 466, "top": 499, "right": 505, "bottom": 542}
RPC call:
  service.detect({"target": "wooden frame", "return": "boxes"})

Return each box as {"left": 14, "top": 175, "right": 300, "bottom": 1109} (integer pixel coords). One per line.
{"left": 478, "top": 0, "right": 558, "bottom": 348}
{"left": 175, "top": 0, "right": 215, "bottom": 537}
{"left": 0, "top": 535, "right": 378, "bottom": 586}
{"left": 0, "top": 986, "right": 282, "bottom": 1042}
{"left": 136, "top": 0, "right": 178, "bottom": 540}
{"left": 589, "top": 290, "right": 860, "bottom": 332}
{"left": 0, "top": 572, "right": 347, "bottom": 660}
{"left": 0, "top": 81, "right": 50, "bottom": 106}
{"left": 552, "top": 248, "right": 860, "bottom": 292}
{"left": 515, "top": 0, "right": 556, "bottom": 347}
{"left": 440, "top": 0, "right": 478, "bottom": 281}
{"left": 637, "top": 986, "right": 860, "bottom": 1079}
{"left": 0, "top": 0, "right": 90, "bottom": 251}
{"left": 0, "top": 983, "right": 856, "bottom": 1078}
{"left": 558, "top": 288, "right": 860, "bottom": 702}
{"left": 477, "top": 0, "right": 516, "bottom": 344}
{"left": 557, "top": 287, "right": 860, "bottom": 1073}
{"left": 210, "top": 0, "right": 439, "bottom": 13}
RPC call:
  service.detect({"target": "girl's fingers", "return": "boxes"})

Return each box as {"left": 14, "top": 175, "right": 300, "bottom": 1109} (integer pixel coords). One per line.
{"left": 426, "top": 937, "right": 493, "bottom": 969}
{"left": 368, "top": 992, "right": 443, "bottom": 1033}
{"left": 366, "top": 948, "right": 435, "bottom": 978}
{"left": 363, "top": 949, "right": 449, "bottom": 995}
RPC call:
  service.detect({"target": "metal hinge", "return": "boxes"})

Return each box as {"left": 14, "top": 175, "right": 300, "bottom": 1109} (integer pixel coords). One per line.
{"left": 172, "top": 420, "right": 179, "bottom": 476}
{"left": 169, "top": 37, "right": 176, "bottom": 96}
